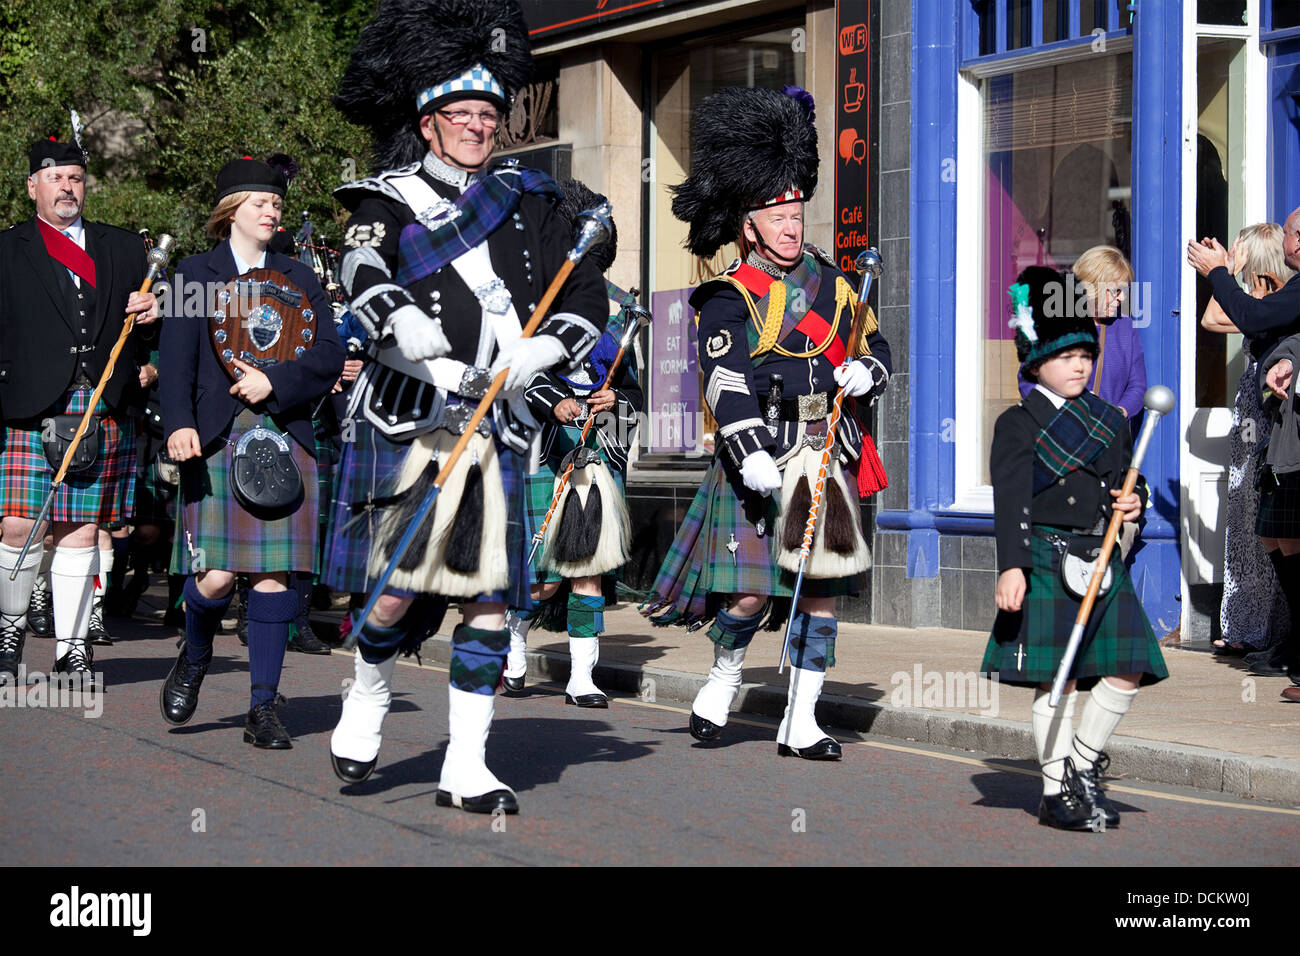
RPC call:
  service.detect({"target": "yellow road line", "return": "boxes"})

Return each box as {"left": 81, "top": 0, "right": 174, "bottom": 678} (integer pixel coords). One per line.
{"left": 352, "top": 652, "right": 1300, "bottom": 816}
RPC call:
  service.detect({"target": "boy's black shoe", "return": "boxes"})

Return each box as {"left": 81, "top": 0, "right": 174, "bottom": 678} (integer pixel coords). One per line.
{"left": 1075, "top": 752, "right": 1121, "bottom": 827}
{"left": 1038, "top": 759, "right": 1101, "bottom": 831}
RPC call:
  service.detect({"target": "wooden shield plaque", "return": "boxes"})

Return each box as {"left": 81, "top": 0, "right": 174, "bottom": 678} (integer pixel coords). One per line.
{"left": 210, "top": 269, "right": 317, "bottom": 381}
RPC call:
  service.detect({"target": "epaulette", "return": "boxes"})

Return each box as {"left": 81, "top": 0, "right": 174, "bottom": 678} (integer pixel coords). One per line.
{"left": 806, "top": 243, "right": 837, "bottom": 268}
{"left": 333, "top": 163, "right": 422, "bottom": 211}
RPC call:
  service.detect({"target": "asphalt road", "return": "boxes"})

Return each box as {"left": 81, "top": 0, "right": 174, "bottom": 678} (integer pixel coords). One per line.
{"left": 2, "top": 614, "right": 1298, "bottom": 867}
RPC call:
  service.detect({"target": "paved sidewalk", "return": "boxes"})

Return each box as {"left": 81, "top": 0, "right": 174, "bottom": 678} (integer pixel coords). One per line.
{"left": 416, "top": 603, "right": 1300, "bottom": 805}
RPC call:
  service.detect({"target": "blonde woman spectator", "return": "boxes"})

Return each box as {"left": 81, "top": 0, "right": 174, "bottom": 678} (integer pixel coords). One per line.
{"left": 1200, "top": 222, "right": 1295, "bottom": 656}
{"left": 1019, "top": 246, "right": 1148, "bottom": 419}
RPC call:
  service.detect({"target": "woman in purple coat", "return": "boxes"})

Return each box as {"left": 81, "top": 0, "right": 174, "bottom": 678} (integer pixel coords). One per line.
{"left": 1018, "top": 246, "right": 1147, "bottom": 418}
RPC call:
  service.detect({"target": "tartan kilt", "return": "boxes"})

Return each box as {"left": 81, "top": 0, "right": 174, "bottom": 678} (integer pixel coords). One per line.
{"left": 0, "top": 390, "right": 136, "bottom": 525}
{"left": 643, "top": 454, "right": 859, "bottom": 626}
{"left": 170, "top": 410, "right": 318, "bottom": 575}
{"left": 322, "top": 420, "right": 406, "bottom": 595}
{"left": 980, "top": 531, "right": 1167, "bottom": 689}
{"left": 1256, "top": 470, "right": 1300, "bottom": 539}
{"left": 313, "top": 427, "right": 338, "bottom": 571}
{"left": 525, "top": 424, "right": 627, "bottom": 587}
{"left": 130, "top": 426, "right": 177, "bottom": 524}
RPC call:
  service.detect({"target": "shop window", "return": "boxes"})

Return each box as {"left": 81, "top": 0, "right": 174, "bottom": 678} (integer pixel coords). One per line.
{"left": 645, "top": 22, "right": 804, "bottom": 455}
{"left": 1199, "top": 1, "right": 1248, "bottom": 26}
{"left": 1271, "top": 0, "right": 1300, "bottom": 30}
{"left": 972, "top": 0, "right": 1118, "bottom": 58}
{"left": 971, "top": 53, "right": 1133, "bottom": 486}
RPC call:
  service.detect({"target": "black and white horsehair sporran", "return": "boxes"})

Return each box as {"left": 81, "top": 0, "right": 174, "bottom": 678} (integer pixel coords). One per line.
{"left": 540, "top": 446, "right": 631, "bottom": 578}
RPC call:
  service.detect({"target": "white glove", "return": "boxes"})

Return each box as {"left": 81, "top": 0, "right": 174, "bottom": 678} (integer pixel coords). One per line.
{"left": 740, "top": 450, "right": 782, "bottom": 496}
{"left": 833, "top": 359, "right": 874, "bottom": 397}
{"left": 390, "top": 310, "right": 451, "bottom": 362}
{"left": 491, "top": 334, "right": 567, "bottom": 392}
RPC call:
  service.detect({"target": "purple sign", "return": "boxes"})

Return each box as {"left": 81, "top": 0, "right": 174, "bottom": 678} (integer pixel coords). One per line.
{"left": 648, "top": 288, "right": 698, "bottom": 452}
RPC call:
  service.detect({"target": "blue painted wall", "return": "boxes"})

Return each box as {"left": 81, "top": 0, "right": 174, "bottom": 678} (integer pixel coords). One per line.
{"left": 893, "top": 0, "right": 1184, "bottom": 634}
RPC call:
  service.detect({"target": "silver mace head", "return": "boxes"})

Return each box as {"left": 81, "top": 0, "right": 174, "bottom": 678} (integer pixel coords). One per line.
{"left": 146, "top": 233, "right": 176, "bottom": 278}
{"left": 569, "top": 200, "right": 613, "bottom": 263}
{"left": 617, "top": 303, "right": 653, "bottom": 348}
{"left": 1144, "top": 384, "right": 1176, "bottom": 417}
{"left": 855, "top": 247, "right": 884, "bottom": 278}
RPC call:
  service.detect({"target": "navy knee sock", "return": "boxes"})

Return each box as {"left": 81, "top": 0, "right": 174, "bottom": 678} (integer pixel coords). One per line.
{"left": 706, "top": 606, "right": 765, "bottom": 650}
{"left": 246, "top": 588, "right": 297, "bottom": 708}
{"left": 787, "top": 611, "right": 837, "bottom": 671}
{"left": 183, "top": 576, "right": 232, "bottom": 664}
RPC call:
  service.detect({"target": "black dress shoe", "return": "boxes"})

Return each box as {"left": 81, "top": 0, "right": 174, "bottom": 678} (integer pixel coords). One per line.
{"left": 0, "top": 618, "right": 25, "bottom": 684}
{"left": 565, "top": 692, "right": 609, "bottom": 708}
{"left": 1076, "top": 753, "right": 1121, "bottom": 828}
{"left": 53, "top": 642, "right": 95, "bottom": 691}
{"left": 435, "top": 788, "right": 519, "bottom": 814}
{"left": 1249, "top": 661, "right": 1293, "bottom": 678}
{"left": 502, "top": 674, "right": 526, "bottom": 695}
{"left": 288, "top": 622, "right": 332, "bottom": 655}
{"left": 331, "top": 751, "right": 377, "bottom": 784}
{"left": 1037, "top": 793, "right": 1097, "bottom": 831}
{"left": 27, "top": 583, "right": 53, "bottom": 638}
{"left": 160, "top": 646, "right": 211, "bottom": 725}
{"left": 1038, "top": 760, "right": 1103, "bottom": 832}
{"left": 689, "top": 711, "right": 722, "bottom": 742}
{"left": 88, "top": 600, "right": 113, "bottom": 646}
{"left": 243, "top": 702, "right": 293, "bottom": 749}
{"left": 777, "top": 737, "right": 843, "bottom": 760}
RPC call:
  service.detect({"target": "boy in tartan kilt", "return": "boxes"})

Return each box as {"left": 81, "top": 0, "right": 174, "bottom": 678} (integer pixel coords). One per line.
{"left": 503, "top": 179, "right": 644, "bottom": 707}
{"left": 326, "top": 0, "right": 608, "bottom": 815}
{"left": 0, "top": 137, "right": 160, "bottom": 687}
{"left": 981, "top": 266, "right": 1166, "bottom": 832}
{"left": 641, "top": 87, "right": 891, "bottom": 761}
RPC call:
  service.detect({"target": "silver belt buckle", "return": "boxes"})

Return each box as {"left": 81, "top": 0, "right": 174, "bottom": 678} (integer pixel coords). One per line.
{"left": 797, "top": 392, "right": 828, "bottom": 421}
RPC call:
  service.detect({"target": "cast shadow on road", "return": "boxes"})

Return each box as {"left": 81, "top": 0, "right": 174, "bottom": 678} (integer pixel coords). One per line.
{"left": 331, "top": 716, "right": 659, "bottom": 798}
{"left": 968, "top": 762, "right": 1147, "bottom": 820}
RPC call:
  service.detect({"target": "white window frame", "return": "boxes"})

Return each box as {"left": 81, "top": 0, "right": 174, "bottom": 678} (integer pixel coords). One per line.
{"left": 952, "top": 37, "right": 1134, "bottom": 515}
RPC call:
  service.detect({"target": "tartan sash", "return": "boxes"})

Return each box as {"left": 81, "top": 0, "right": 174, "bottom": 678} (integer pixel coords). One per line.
{"left": 37, "top": 218, "right": 96, "bottom": 288}
{"left": 393, "top": 165, "right": 559, "bottom": 287}
{"left": 1032, "top": 391, "right": 1126, "bottom": 494}
{"left": 723, "top": 254, "right": 824, "bottom": 362}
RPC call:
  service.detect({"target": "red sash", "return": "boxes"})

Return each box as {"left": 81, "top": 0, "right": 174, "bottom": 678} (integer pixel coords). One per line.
{"left": 794, "top": 309, "right": 846, "bottom": 367}
{"left": 37, "top": 219, "right": 97, "bottom": 289}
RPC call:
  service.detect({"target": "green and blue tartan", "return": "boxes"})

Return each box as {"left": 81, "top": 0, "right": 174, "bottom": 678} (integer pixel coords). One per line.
{"left": 642, "top": 455, "right": 856, "bottom": 626}
{"left": 393, "top": 165, "right": 559, "bottom": 287}
{"left": 170, "top": 410, "right": 319, "bottom": 576}
{"left": 1033, "top": 392, "right": 1126, "bottom": 494}
{"left": 323, "top": 419, "right": 407, "bottom": 595}
{"left": 130, "top": 428, "right": 176, "bottom": 524}
{"left": 980, "top": 531, "right": 1167, "bottom": 689}
{"left": 0, "top": 389, "right": 136, "bottom": 524}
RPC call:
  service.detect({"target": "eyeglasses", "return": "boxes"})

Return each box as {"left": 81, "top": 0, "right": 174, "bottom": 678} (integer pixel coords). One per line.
{"left": 437, "top": 108, "right": 502, "bottom": 128}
